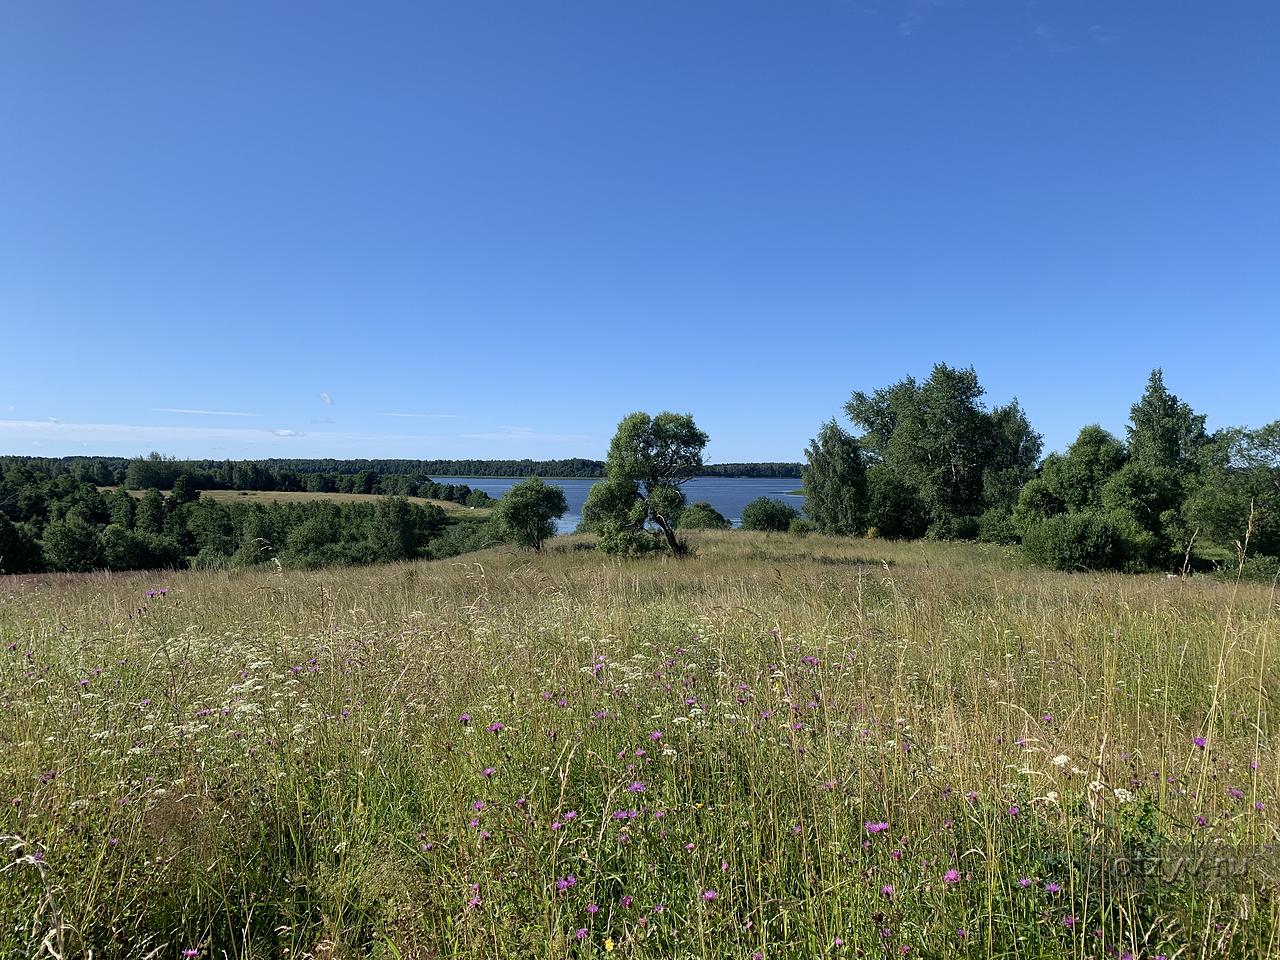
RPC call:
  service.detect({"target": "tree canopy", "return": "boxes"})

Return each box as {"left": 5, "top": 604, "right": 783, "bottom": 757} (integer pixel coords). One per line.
{"left": 803, "top": 420, "right": 868, "bottom": 535}
{"left": 581, "top": 412, "right": 709, "bottom": 555}
{"left": 493, "top": 478, "right": 568, "bottom": 551}
{"left": 845, "top": 363, "right": 1041, "bottom": 539}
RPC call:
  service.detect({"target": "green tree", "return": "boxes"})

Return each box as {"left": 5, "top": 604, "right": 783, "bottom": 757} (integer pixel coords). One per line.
{"left": 740, "top": 497, "right": 800, "bottom": 532}
{"left": 366, "top": 497, "right": 442, "bottom": 562}
{"left": 676, "top": 502, "right": 731, "bottom": 530}
{"left": 0, "top": 517, "right": 40, "bottom": 574}
{"left": 1127, "top": 369, "right": 1208, "bottom": 474}
{"left": 136, "top": 489, "right": 168, "bottom": 537}
{"left": 102, "top": 524, "right": 152, "bottom": 571}
{"left": 1015, "top": 426, "right": 1128, "bottom": 529}
{"left": 865, "top": 465, "right": 929, "bottom": 538}
{"left": 351, "top": 469, "right": 379, "bottom": 495}
{"left": 803, "top": 420, "right": 867, "bottom": 535}
{"left": 846, "top": 364, "right": 1041, "bottom": 537}
{"left": 170, "top": 473, "right": 200, "bottom": 505}
{"left": 109, "top": 488, "right": 137, "bottom": 528}
{"left": 41, "top": 517, "right": 104, "bottom": 572}
{"left": 493, "top": 477, "right": 568, "bottom": 551}
{"left": 1184, "top": 423, "right": 1280, "bottom": 564}
{"left": 585, "top": 412, "right": 709, "bottom": 556}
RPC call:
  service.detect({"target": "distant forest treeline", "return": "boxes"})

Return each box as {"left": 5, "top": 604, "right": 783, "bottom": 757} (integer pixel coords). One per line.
{"left": 0, "top": 456, "right": 802, "bottom": 490}
{"left": 0, "top": 468, "right": 500, "bottom": 575}
{"left": 0, "top": 454, "right": 798, "bottom": 576}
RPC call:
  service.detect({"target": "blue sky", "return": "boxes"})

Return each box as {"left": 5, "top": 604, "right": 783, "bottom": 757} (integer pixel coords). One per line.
{"left": 1, "top": 1, "right": 1277, "bottom": 463}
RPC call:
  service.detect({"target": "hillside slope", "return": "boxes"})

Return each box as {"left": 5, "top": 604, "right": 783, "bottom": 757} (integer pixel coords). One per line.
{"left": 1, "top": 532, "right": 1276, "bottom": 958}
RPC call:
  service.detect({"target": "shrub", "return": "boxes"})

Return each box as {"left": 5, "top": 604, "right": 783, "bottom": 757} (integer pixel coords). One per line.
{"left": 977, "top": 507, "right": 1020, "bottom": 544}
{"left": 1212, "top": 554, "right": 1280, "bottom": 583}
{"left": 1022, "top": 511, "right": 1123, "bottom": 571}
{"left": 677, "top": 502, "right": 731, "bottom": 530}
{"left": 788, "top": 518, "right": 814, "bottom": 535}
{"left": 740, "top": 497, "right": 800, "bottom": 532}
{"left": 926, "top": 515, "right": 979, "bottom": 541}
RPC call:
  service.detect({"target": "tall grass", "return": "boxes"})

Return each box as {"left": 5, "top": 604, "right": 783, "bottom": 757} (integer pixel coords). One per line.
{"left": 1, "top": 532, "right": 1276, "bottom": 959}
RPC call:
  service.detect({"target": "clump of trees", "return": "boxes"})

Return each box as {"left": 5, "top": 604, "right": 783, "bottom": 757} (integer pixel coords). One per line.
{"left": 579, "top": 412, "right": 708, "bottom": 555}
{"left": 1015, "top": 371, "right": 1278, "bottom": 574}
{"left": 803, "top": 364, "right": 1040, "bottom": 541}
{"left": 0, "top": 465, "right": 504, "bottom": 574}
{"left": 803, "top": 365, "right": 1279, "bottom": 577}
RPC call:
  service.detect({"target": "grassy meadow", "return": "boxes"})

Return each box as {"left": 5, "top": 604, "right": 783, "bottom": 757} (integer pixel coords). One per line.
{"left": 1, "top": 532, "right": 1277, "bottom": 959}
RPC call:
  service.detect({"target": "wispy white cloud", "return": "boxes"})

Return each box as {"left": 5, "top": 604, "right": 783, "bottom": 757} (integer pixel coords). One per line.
{"left": 1089, "top": 23, "right": 1117, "bottom": 44}
{"left": 0, "top": 418, "right": 601, "bottom": 457}
{"left": 1032, "top": 22, "right": 1074, "bottom": 52}
{"left": 899, "top": 0, "right": 944, "bottom": 36}
{"left": 460, "top": 425, "right": 596, "bottom": 445}
{"left": 320, "top": 392, "right": 333, "bottom": 406}
{"left": 0, "top": 418, "right": 445, "bottom": 450}
{"left": 152, "top": 407, "right": 263, "bottom": 417}
{"left": 376, "top": 412, "right": 463, "bottom": 419}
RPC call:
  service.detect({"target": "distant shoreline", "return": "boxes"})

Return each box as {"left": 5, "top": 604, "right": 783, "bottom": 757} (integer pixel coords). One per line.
{"left": 422, "top": 474, "right": 804, "bottom": 481}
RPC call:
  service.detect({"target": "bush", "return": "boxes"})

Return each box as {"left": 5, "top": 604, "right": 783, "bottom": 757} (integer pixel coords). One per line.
{"left": 677, "top": 502, "right": 731, "bottom": 530}
{"left": 788, "top": 518, "right": 814, "bottom": 535}
{"left": 926, "top": 515, "right": 979, "bottom": 541}
{"left": 977, "top": 507, "right": 1020, "bottom": 544}
{"left": 595, "top": 521, "right": 668, "bottom": 556}
{"left": 1211, "top": 554, "right": 1280, "bottom": 583}
{"left": 428, "top": 519, "right": 501, "bottom": 559}
{"left": 1022, "top": 511, "right": 1123, "bottom": 571}
{"left": 740, "top": 497, "right": 800, "bottom": 532}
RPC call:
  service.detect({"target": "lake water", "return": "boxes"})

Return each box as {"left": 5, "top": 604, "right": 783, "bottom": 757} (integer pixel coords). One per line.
{"left": 444, "top": 476, "right": 806, "bottom": 532}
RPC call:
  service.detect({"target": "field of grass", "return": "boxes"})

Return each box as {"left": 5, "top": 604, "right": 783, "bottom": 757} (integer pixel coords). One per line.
{"left": 1, "top": 532, "right": 1277, "bottom": 959}
{"left": 101, "top": 486, "right": 489, "bottom": 518}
